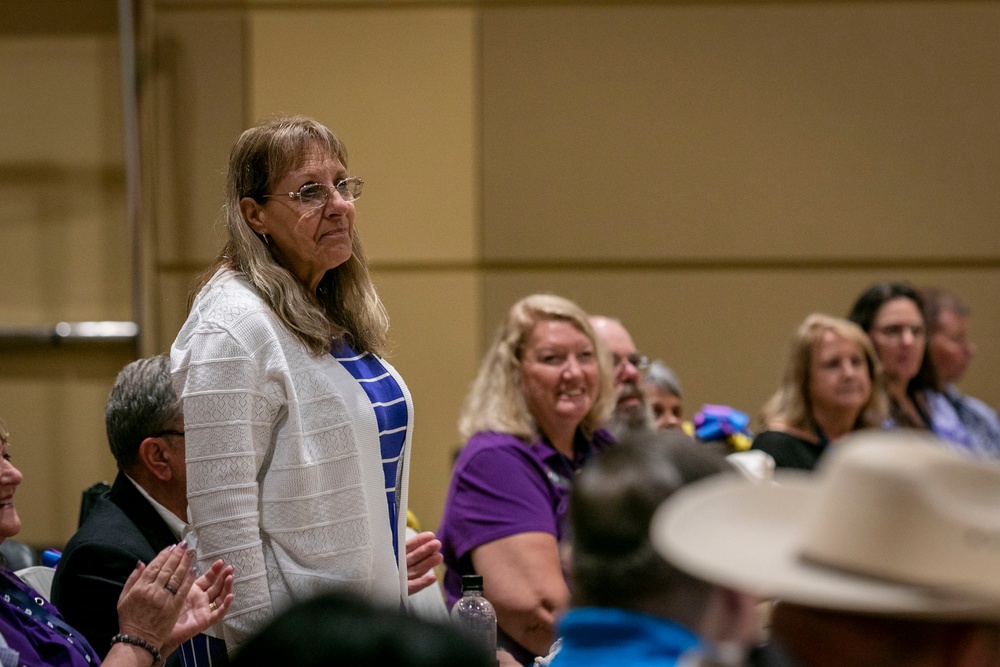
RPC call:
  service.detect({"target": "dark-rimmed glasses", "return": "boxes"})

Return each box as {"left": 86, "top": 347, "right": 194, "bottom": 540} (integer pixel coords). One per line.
{"left": 261, "top": 178, "right": 364, "bottom": 209}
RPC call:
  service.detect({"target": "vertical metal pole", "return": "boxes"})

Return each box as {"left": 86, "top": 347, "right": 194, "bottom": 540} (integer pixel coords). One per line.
{"left": 117, "top": 0, "right": 142, "bottom": 358}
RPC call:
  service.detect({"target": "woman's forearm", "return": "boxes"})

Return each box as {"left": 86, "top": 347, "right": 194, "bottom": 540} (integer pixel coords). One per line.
{"left": 471, "top": 532, "right": 570, "bottom": 657}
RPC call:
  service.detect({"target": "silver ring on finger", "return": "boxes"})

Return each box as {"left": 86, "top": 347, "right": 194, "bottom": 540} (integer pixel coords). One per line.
{"left": 164, "top": 583, "right": 179, "bottom": 595}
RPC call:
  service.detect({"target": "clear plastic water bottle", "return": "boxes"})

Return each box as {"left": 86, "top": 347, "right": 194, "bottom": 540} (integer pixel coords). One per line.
{"left": 451, "top": 574, "right": 497, "bottom": 658}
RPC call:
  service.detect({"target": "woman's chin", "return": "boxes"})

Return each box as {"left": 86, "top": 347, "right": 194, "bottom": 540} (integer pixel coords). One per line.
{"left": 0, "top": 510, "right": 22, "bottom": 541}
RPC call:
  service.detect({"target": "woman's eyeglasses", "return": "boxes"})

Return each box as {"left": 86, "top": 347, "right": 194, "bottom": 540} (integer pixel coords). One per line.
{"left": 262, "top": 177, "right": 364, "bottom": 208}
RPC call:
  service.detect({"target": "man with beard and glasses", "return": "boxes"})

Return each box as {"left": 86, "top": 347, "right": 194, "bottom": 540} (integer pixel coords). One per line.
{"left": 589, "top": 316, "right": 653, "bottom": 437}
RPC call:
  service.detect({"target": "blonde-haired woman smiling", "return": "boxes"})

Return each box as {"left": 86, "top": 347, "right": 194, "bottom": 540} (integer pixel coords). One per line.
{"left": 439, "top": 294, "right": 615, "bottom": 664}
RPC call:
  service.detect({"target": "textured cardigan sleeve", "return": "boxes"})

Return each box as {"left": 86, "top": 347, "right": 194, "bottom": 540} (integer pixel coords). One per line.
{"left": 171, "top": 305, "right": 284, "bottom": 651}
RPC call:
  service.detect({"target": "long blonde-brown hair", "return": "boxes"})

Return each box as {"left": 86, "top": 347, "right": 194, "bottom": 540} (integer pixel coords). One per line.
{"left": 762, "top": 313, "right": 887, "bottom": 433}
{"left": 201, "top": 115, "right": 388, "bottom": 356}
{"left": 458, "top": 294, "right": 615, "bottom": 443}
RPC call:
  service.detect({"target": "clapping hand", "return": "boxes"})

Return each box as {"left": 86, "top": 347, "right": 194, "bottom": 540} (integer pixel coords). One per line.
{"left": 115, "top": 542, "right": 234, "bottom": 660}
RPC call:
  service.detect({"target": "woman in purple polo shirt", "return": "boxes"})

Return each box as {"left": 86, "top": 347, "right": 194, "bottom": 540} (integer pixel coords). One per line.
{"left": 439, "top": 294, "right": 616, "bottom": 665}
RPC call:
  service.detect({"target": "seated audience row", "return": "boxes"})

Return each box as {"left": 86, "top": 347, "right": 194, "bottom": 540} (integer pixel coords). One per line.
{"left": 37, "top": 108, "right": 1000, "bottom": 667}
{"left": 439, "top": 281, "right": 999, "bottom": 665}
{"left": 753, "top": 282, "right": 1000, "bottom": 471}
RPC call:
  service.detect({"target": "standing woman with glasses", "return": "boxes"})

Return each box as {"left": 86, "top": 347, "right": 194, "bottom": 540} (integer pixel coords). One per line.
{"left": 847, "top": 282, "right": 938, "bottom": 431}
{"left": 171, "top": 116, "right": 441, "bottom": 653}
{"left": 439, "top": 295, "right": 615, "bottom": 665}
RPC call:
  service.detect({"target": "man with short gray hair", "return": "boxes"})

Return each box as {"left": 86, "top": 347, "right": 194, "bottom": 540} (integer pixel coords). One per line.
{"left": 52, "top": 355, "right": 225, "bottom": 665}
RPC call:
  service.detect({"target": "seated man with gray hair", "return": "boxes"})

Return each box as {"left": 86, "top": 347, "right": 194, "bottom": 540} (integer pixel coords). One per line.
{"left": 653, "top": 430, "right": 1000, "bottom": 667}
{"left": 53, "top": 355, "right": 226, "bottom": 665}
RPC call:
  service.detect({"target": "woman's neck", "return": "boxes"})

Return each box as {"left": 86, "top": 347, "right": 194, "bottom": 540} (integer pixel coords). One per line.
{"left": 811, "top": 405, "right": 858, "bottom": 443}
{"left": 541, "top": 423, "right": 577, "bottom": 458}
{"left": 885, "top": 375, "right": 910, "bottom": 402}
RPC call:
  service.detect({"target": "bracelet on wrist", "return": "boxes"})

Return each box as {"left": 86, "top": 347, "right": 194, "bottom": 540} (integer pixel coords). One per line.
{"left": 111, "top": 633, "right": 163, "bottom": 665}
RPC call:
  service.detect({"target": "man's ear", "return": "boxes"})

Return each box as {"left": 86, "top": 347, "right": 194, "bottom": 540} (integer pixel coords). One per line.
{"left": 138, "top": 437, "right": 173, "bottom": 482}
{"left": 240, "top": 196, "right": 269, "bottom": 236}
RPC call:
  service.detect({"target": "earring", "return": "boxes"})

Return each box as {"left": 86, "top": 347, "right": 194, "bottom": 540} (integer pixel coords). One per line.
{"left": 262, "top": 234, "right": 270, "bottom": 246}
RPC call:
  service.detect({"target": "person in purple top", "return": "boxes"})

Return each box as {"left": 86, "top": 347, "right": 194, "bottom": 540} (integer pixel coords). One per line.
{"left": 0, "top": 417, "right": 233, "bottom": 667}
{"left": 439, "top": 294, "right": 616, "bottom": 665}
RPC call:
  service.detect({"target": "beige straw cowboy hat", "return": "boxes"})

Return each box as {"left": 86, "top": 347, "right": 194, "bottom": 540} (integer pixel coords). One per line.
{"left": 651, "top": 430, "right": 1000, "bottom": 620}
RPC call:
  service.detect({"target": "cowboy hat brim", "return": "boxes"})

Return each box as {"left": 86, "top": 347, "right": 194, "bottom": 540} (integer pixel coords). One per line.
{"left": 651, "top": 473, "right": 1000, "bottom": 620}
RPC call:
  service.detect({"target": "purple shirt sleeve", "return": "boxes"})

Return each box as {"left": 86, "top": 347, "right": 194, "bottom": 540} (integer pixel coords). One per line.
{"left": 439, "top": 431, "right": 572, "bottom": 608}
{"left": 439, "top": 429, "right": 614, "bottom": 610}
{"left": 442, "top": 432, "right": 560, "bottom": 562}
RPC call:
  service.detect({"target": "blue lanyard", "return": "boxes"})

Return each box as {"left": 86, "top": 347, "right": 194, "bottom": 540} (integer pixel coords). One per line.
{"left": 0, "top": 574, "right": 95, "bottom": 664}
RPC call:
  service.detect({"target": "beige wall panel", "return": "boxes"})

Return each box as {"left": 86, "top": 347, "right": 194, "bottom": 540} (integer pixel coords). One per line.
{"left": 373, "top": 271, "right": 481, "bottom": 531}
{"left": 481, "top": 3, "right": 1000, "bottom": 260}
{"left": 247, "top": 8, "right": 478, "bottom": 262}
{"left": 0, "top": 349, "right": 128, "bottom": 546}
{"left": 0, "top": 36, "right": 128, "bottom": 325}
{"left": 2, "top": 180, "right": 129, "bottom": 324}
{"left": 0, "top": 19, "right": 130, "bottom": 546}
{"left": 484, "top": 269, "right": 1000, "bottom": 431}
{"left": 155, "top": 272, "right": 204, "bottom": 353}
{"left": 152, "top": 11, "right": 247, "bottom": 265}
{"left": 0, "top": 36, "right": 123, "bottom": 165}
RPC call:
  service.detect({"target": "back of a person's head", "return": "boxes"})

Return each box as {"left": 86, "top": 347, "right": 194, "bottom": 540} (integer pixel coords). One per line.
{"left": 569, "top": 431, "right": 732, "bottom": 610}
{"left": 230, "top": 591, "right": 494, "bottom": 667}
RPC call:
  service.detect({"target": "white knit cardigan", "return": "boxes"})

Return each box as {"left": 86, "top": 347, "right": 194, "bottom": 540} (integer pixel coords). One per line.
{"left": 170, "top": 269, "right": 412, "bottom": 651}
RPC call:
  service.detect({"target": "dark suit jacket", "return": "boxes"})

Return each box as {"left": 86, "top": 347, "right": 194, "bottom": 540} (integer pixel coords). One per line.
{"left": 51, "top": 472, "right": 218, "bottom": 666}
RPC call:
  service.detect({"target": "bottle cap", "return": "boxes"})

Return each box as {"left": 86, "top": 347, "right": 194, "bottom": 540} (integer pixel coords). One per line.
{"left": 41, "top": 549, "right": 62, "bottom": 568}
{"left": 461, "top": 574, "right": 484, "bottom": 592}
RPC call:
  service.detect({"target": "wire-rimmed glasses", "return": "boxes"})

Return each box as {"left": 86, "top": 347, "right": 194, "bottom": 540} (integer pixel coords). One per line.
{"left": 612, "top": 352, "right": 651, "bottom": 373}
{"left": 262, "top": 177, "right": 364, "bottom": 208}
